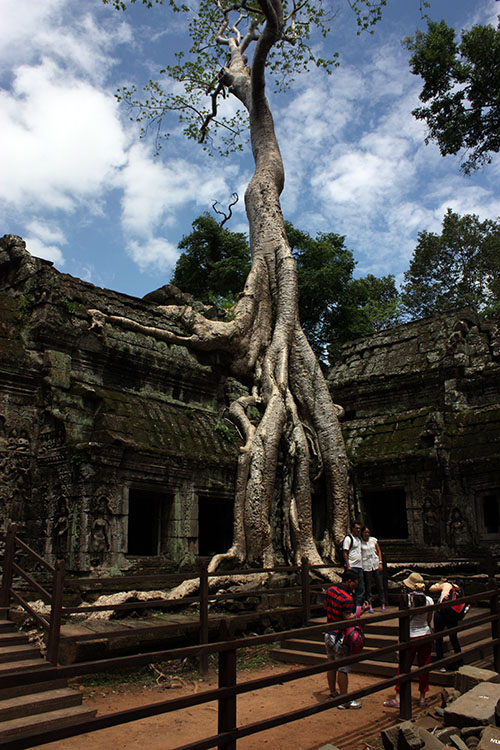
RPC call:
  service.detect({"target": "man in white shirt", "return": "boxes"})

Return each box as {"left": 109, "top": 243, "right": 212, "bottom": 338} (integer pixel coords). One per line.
{"left": 342, "top": 520, "right": 364, "bottom": 607}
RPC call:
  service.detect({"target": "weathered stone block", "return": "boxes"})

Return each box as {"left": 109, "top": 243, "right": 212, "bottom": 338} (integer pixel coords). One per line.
{"left": 477, "top": 726, "right": 500, "bottom": 750}
{"left": 444, "top": 683, "right": 500, "bottom": 728}
{"left": 399, "top": 726, "right": 425, "bottom": 750}
{"left": 449, "top": 734, "right": 470, "bottom": 750}
{"left": 415, "top": 728, "right": 447, "bottom": 750}
{"left": 436, "top": 728, "right": 461, "bottom": 744}
{"left": 455, "top": 666, "right": 500, "bottom": 693}
{"left": 382, "top": 721, "right": 414, "bottom": 750}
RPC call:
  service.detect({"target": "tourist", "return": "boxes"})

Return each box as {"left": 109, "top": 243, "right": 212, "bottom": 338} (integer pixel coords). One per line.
{"left": 360, "top": 526, "right": 386, "bottom": 613}
{"left": 342, "top": 520, "right": 364, "bottom": 608}
{"left": 383, "top": 572, "right": 433, "bottom": 709}
{"left": 429, "top": 577, "right": 465, "bottom": 671}
{"left": 325, "top": 569, "right": 369, "bottom": 709}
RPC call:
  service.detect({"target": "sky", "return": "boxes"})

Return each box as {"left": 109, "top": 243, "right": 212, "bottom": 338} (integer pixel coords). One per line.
{"left": 1, "top": 0, "right": 499, "bottom": 299}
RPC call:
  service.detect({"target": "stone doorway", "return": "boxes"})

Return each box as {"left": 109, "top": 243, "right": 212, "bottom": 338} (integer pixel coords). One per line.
{"left": 127, "top": 489, "right": 171, "bottom": 556}
{"left": 198, "top": 496, "right": 233, "bottom": 556}
{"left": 361, "top": 488, "right": 408, "bottom": 540}
{"left": 476, "top": 489, "right": 500, "bottom": 538}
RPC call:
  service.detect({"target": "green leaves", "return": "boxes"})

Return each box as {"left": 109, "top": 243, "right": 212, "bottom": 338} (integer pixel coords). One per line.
{"left": 406, "top": 18, "right": 500, "bottom": 173}
{"left": 106, "top": 0, "right": 387, "bottom": 153}
{"left": 401, "top": 209, "right": 500, "bottom": 319}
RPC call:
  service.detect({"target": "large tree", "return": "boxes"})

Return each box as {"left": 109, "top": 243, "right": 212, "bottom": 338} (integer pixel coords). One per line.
{"left": 405, "top": 17, "right": 500, "bottom": 173}
{"left": 401, "top": 209, "right": 500, "bottom": 320}
{"left": 98, "top": 0, "right": 388, "bottom": 572}
{"left": 172, "top": 215, "right": 401, "bottom": 363}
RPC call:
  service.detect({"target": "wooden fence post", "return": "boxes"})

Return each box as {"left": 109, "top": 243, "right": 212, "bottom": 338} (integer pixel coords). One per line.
{"left": 398, "top": 593, "right": 412, "bottom": 720}
{"left": 301, "top": 557, "right": 310, "bottom": 626}
{"left": 46, "top": 559, "right": 65, "bottom": 664}
{"left": 487, "top": 556, "right": 500, "bottom": 674}
{"left": 217, "top": 619, "right": 237, "bottom": 750}
{"left": 0, "top": 524, "right": 17, "bottom": 614}
{"left": 199, "top": 562, "right": 209, "bottom": 677}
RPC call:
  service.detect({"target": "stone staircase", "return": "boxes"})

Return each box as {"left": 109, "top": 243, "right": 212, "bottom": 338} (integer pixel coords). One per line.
{"left": 0, "top": 617, "right": 96, "bottom": 744}
{"left": 273, "top": 607, "right": 494, "bottom": 686}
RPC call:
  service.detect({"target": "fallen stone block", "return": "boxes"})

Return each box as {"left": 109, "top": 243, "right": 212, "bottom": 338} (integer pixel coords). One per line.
{"left": 382, "top": 721, "right": 414, "bottom": 750}
{"left": 415, "top": 727, "right": 447, "bottom": 750}
{"left": 436, "top": 728, "right": 461, "bottom": 744}
{"left": 455, "top": 667, "right": 500, "bottom": 694}
{"left": 449, "top": 734, "right": 469, "bottom": 750}
{"left": 444, "top": 683, "right": 500, "bottom": 728}
{"left": 477, "top": 726, "right": 500, "bottom": 750}
{"left": 399, "top": 726, "right": 424, "bottom": 750}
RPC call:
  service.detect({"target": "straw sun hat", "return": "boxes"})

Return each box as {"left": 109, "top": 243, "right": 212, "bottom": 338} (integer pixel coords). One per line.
{"left": 402, "top": 572, "right": 425, "bottom": 591}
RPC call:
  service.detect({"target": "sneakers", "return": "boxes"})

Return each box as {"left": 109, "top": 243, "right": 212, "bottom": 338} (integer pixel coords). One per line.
{"left": 368, "top": 607, "right": 374, "bottom": 614}
{"left": 381, "top": 604, "right": 386, "bottom": 612}
{"left": 338, "top": 700, "right": 362, "bottom": 710}
{"left": 328, "top": 690, "right": 339, "bottom": 699}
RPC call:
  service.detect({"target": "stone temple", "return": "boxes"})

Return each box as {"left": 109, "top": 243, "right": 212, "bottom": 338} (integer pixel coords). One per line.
{"left": 1, "top": 234, "right": 499, "bottom": 572}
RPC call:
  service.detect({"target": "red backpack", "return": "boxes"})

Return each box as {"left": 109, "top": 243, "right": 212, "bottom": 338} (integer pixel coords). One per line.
{"left": 344, "top": 625, "right": 365, "bottom": 654}
{"left": 444, "top": 584, "right": 468, "bottom": 618}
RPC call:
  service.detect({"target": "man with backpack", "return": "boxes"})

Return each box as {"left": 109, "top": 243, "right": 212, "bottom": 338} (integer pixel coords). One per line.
{"left": 342, "top": 520, "right": 364, "bottom": 608}
{"left": 429, "top": 577, "right": 466, "bottom": 671}
{"left": 324, "top": 570, "right": 369, "bottom": 709}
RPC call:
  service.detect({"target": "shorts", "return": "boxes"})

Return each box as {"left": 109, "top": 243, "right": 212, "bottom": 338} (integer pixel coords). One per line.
{"left": 324, "top": 632, "right": 350, "bottom": 673}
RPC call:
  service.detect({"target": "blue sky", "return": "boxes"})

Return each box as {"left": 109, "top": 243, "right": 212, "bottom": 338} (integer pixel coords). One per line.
{"left": 1, "top": 0, "right": 499, "bottom": 299}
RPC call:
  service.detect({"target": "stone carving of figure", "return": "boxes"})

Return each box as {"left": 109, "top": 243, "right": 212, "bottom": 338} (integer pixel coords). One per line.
{"left": 449, "top": 506, "right": 470, "bottom": 547}
{"left": 53, "top": 495, "right": 69, "bottom": 560}
{"left": 422, "top": 497, "right": 441, "bottom": 546}
{"left": 90, "top": 497, "right": 110, "bottom": 566}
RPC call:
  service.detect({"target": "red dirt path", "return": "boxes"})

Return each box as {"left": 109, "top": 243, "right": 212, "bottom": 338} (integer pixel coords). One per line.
{"left": 36, "top": 664, "right": 442, "bottom": 750}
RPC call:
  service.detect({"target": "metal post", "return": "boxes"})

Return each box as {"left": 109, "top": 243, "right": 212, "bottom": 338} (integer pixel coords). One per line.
{"left": 217, "top": 620, "right": 237, "bottom": 750}
{"left": 46, "top": 559, "right": 65, "bottom": 664}
{"left": 199, "top": 563, "right": 209, "bottom": 676}
{"left": 301, "top": 556, "right": 310, "bottom": 626}
{"left": 398, "top": 592, "right": 412, "bottom": 720}
{"left": 0, "top": 524, "right": 17, "bottom": 614}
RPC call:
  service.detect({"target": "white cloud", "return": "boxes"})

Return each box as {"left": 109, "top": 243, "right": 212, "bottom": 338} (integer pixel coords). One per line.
{"left": 126, "top": 236, "right": 179, "bottom": 272}
{"left": 119, "top": 142, "right": 240, "bottom": 255}
{"left": 24, "top": 235, "right": 65, "bottom": 265}
{"left": 0, "top": 58, "right": 128, "bottom": 211}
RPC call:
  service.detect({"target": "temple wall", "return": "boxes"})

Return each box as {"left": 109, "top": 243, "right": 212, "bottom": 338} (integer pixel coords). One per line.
{"left": 0, "top": 235, "right": 240, "bottom": 571}
{"left": 329, "top": 309, "right": 500, "bottom": 558}
{"left": 2, "top": 233, "right": 500, "bottom": 570}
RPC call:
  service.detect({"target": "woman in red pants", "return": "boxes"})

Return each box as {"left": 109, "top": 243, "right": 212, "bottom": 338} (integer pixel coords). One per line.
{"left": 383, "top": 572, "right": 433, "bottom": 709}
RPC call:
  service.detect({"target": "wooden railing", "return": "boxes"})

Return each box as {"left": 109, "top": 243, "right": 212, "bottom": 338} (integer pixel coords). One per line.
{"left": 0, "top": 586, "right": 498, "bottom": 750}
{"left": 0, "top": 524, "right": 65, "bottom": 663}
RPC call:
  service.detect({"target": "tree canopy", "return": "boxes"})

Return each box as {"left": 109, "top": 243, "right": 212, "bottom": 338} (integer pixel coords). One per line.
{"left": 401, "top": 209, "right": 500, "bottom": 319}
{"left": 405, "top": 17, "right": 500, "bottom": 173}
{"left": 171, "top": 214, "right": 250, "bottom": 305}
{"left": 171, "top": 215, "right": 401, "bottom": 362}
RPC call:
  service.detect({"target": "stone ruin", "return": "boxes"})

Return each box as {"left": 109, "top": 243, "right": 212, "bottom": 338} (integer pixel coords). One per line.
{"left": 1, "top": 233, "right": 500, "bottom": 572}
{"left": 328, "top": 307, "right": 500, "bottom": 561}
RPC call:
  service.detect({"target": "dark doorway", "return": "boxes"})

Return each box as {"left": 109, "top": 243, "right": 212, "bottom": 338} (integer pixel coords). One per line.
{"left": 127, "top": 489, "right": 165, "bottom": 555}
{"left": 198, "top": 497, "right": 233, "bottom": 556}
{"left": 479, "top": 491, "right": 500, "bottom": 535}
{"left": 361, "top": 488, "right": 408, "bottom": 539}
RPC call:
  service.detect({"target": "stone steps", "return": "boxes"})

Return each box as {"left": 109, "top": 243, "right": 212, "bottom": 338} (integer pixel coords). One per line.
{"left": 0, "top": 619, "right": 96, "bottom": 744}
{"left": 272, "top": 607, "right": 494, "bottom": 685}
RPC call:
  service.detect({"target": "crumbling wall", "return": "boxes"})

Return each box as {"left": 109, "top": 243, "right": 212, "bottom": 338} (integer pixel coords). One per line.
{"left": 329, "top": 309, "right": 500, "bottom": 558}
{"left": 0, "top": 235, "right": 240, "bottom": 572}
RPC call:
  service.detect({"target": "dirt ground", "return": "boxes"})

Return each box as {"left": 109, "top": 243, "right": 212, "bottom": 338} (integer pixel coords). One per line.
{"left": 36, "top": 662, "right": 442, "bottom": 750}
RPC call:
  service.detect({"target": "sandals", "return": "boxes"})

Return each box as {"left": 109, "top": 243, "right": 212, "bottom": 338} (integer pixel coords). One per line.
{"left": 383, "top": 697, "right": 400, "bottom": 708}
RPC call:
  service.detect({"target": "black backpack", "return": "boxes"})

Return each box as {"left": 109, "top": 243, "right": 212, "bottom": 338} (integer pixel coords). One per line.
{"left": 337, "top": 534, "right": 353, "bottom": 564}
